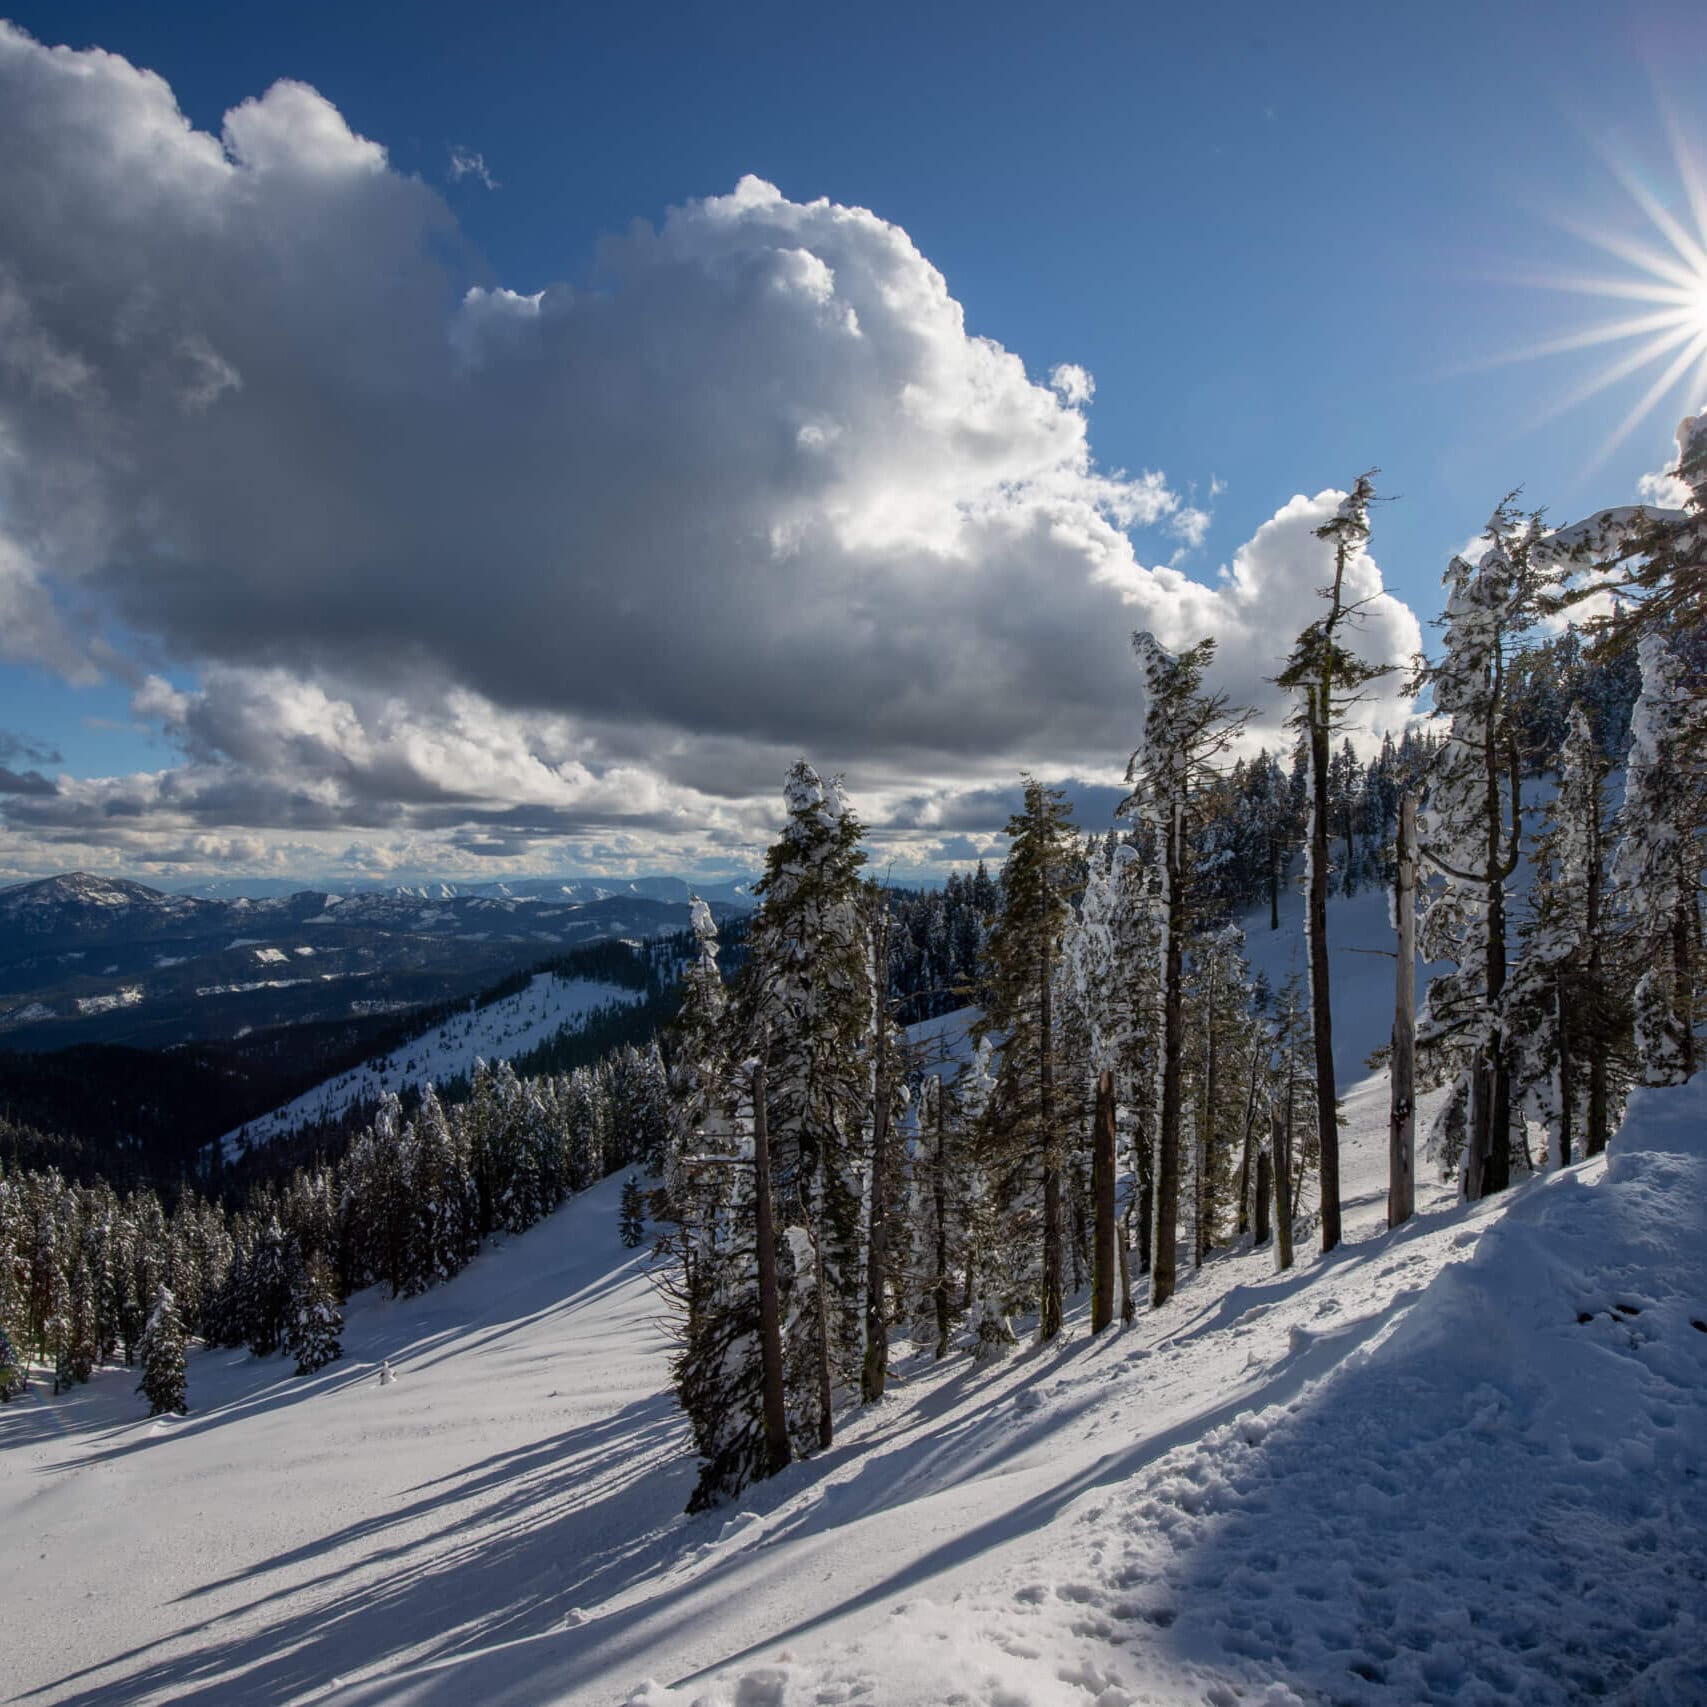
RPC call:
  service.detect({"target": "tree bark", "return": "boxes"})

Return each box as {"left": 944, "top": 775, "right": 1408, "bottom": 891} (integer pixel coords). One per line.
{"left": 932, "top": 1083, "right": 952, "bottom": 1360}
{"left": 1272, "top": 1104, "right": 1294, "bottom": 1271}
{"left": 1306, "top": 690, "right": 1342, "bottom": 1253}
{"left": 1254, "top": 1146, "right": 1272, "bottom": 1246}
{"left": 750, "top": 1058, "right": 792, "bottom": 1478}
{"left": 1389, "top": 792, "right": 1417, "bottom": 1229}
{"left": 1039, "top": 930, "right": 1063, "bottom": 1341}
{"left": 1153, "top": 802, "right": 1185, "bottom": 1307}
{"left": 861, "top": 909, "right": 894, "bottom": 1403}
{"left": 1091, "top": 1068, "right": 1117, "bottom": 1333}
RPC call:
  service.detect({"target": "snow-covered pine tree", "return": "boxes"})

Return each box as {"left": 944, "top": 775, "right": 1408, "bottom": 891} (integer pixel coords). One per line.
{"left": 1267, "top": 968, "right": 1318, "bottom": 1270}
{"left": 1509, "top": 709, "right": 1627, "bottom": 1159}
{"left": 619, "top": 1176, "right": 647, "bottom": 1248}
{"left": 1610, "top": 631, "right": 1703, "bottom": 1084}
{"left": 1275, "top": 474, "right": 1394, "bottom": 1252}
{"left": 860, "top": 882, "right": 911, "bottom": 1401}
{"left": 136, "top": 1283, "right": 187, "bottom": 1416}
{"left": 1418, "top": 502, "right": 1543, "bottom": 1198}
{"left": 0, "top": 1320, "right": 25, "bottom": 1401}
{"left": 976, "top": 776, "right": 1078, "bottom": 1342}
{"left": 736, "top": 761, "right": 873, "bottom": 1451}
{"left": 1121, "top": 633, "right": 1248, "bottom": 1306}
{"left": 1551, "top": 410, "right": 1706, "bottom": 638}
{"left": 285, "top": 1257, "right": 343, "bottom": 1376}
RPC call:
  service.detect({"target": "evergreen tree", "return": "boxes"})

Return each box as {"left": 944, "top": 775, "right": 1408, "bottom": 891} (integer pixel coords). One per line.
{"left": 975, "top": 776, "right": 1078, "bottom": 1341}
{"left": 1509, "top": 709, "right": 1627, "bottom": 1160}
{"left": 1276, "top": 473, "right": 1394, "bottom": 1252}
{"left": 1419, "top": 502, "right": 1543, "bottom": 1198}
{"left": 1611, "top": 632, "right": 1703, "bottom": 1083}
{"left": 1121, "top": 633, "right": 1248, "bottom": 1306}
{"left": 285, "top": 1257, "right": 343, "bottom": 1376}
{"left": 741, "top": 761, "right": 873, "bottom": 1450}
{"left": 0, "top": 1321, "right": 25, "bottom": 1401}
{"left": 619, "top": 1176, "right": 647, "bottom": 1249}
{"left": 136, "top": 1284, "right": 187, "bottom": 1417}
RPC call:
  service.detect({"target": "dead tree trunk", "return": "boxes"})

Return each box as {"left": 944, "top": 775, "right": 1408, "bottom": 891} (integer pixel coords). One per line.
{"left": 861, "top": 910, "right": 895, "bottom": 1403}
{"left": 1091, "top": 1068, "right": 1117, "bottom": 1333}
{"left": 931, "top": 1082, "right": 952, "bottom": 1360}
{"left": 751, "top": 1058, "right": 791, "bottom": 1478}
{"left": 1306, "top": 688, "right": 1343, "bottom": 1253}
{"left": 1272, "top": 1104, "right": 1294, "bottom": 1272}
{"left": 1254, "top": 1146, "right": 1272, "bottom": 1245}
{"left": 1389, "top": 792, "right": 1417, "bottom": 1229}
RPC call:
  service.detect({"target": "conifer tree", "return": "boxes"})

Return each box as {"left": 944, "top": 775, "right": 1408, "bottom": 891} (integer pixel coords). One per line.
{"left": 286, "top": 1258, "right": 343, "bottom": 1376}
{"left": 1419, "top": 502, "right": 1542, "bottom": 1198}
{"left": 1122, "top": 634, "right": 1247, "bottom": 1306}
{"left": 1509, "top": 710, "right": 1626, "bottom": 1158}
{"left": 619, "top": 1176, "right": 647, "bottom": 1248}
{"left": 137, "top": 1284, "right": 187, "bottom": 1416}
{"left": 741, "top": 761, "right": 872, "bottom": 1450}
{"left": 1611, "top": 632, "right": 1703, "bottom": 1084}
{"left": 976, "top": 777, "right": 1078, "bottom": 1341}
{"left": 0, "top": 1321, "right": 25, "bottom": 1401}
{"left": 1276, "top": 474, "right": 1393, "bottom": 1252}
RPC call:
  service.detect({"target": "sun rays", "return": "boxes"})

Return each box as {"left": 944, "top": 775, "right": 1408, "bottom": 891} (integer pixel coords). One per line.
{"left": 1485, "top": 116, "right": 1707, "bottom": 471}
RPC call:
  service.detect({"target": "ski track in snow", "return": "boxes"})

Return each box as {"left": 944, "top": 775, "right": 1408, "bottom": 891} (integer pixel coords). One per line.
{"left": 6, "top": 1061, "right": 1704, "bottom": 1707}
{"left": 219, "top": 973, "right": 643, "bottom": 1158}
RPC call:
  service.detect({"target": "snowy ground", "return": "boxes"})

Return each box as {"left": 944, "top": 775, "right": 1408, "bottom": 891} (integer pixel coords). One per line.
{"left": 8, "top": 1052, "right": 1702, "bottom": 1706}
{"left": 220, "top": 973, "right": 644, "bottom": 1157}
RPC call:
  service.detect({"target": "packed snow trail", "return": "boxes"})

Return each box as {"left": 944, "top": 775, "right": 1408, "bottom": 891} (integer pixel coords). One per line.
{"left": 5, "top": 1070, "right": 1703, "bottom": 1706}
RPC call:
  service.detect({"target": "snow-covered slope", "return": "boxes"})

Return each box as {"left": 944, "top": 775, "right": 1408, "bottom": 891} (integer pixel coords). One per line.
{"left": 221, "top": 972, "right": 644, "bottom": 1156}
{"left": 8, "top": 1063, "right": 1702, "bottom": 1706}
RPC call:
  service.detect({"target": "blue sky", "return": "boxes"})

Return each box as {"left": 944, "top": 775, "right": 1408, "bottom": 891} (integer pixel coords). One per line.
{"left": 0, "top": 2, "right": 1704, "bottom": 881}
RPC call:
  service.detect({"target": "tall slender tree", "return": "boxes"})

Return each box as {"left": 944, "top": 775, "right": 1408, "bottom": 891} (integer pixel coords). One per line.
{"left": 976, "top": 777, "right": 1078, "bottom": 1341}
{"left": 1122, "top": 634, "right": 1247, "bottom": 1306}
{"left": 1276, "top": 474, "right": 1394, "bottom": 1252}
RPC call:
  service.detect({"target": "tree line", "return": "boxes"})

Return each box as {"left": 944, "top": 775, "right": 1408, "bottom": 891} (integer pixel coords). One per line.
{"left": 658, "top": 423, "right": 1706, "bottom": 1510}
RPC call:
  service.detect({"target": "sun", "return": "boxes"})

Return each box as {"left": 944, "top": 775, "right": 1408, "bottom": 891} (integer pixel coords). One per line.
{"left": 1490, "top": 115, "right": 1707, "bottom": 470}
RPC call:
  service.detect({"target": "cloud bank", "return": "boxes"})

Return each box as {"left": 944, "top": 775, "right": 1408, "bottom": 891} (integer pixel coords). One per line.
{"left": 0, "top": 24, "right": 1421, "bottom": 878}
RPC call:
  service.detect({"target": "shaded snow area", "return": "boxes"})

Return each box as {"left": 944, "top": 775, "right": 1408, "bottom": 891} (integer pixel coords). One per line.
{"left": 219, "top": 973, "right": 643, "bottom": 1157}
{"left": 6, "top": 1077, "right": 1704, "bottom": 1706}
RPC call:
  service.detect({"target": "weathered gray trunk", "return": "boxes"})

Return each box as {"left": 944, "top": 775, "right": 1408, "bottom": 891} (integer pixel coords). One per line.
{"left": 1091, "top": 1068, "right": 1117, "bottom": 1333}
{"left": 1254, "top": 1146, "right": 1272, "bottom": 1246}
{"left": 1040, "top": 930, "right": 1063, "bottom": 1341}
{"left": 751, "top": 1059, "right": 791, "bottom": 1477}
{"left": 1272, "top": 1104, "right": 1294, "bottom": 1272}
{"left": 1306, "top": 690, "right": 1342, "bottom": 1253}
{"left": 932, "top": 1085, "right": 952, "bottom": 1360}
{"left": 861, "top": 931, "right": 894, "bottom": 1402}
{"left": 1389, "top": 793, "right": 1417, "bottom": 1229}
{"left": 1153, "top": 803, "right": 1185, "bottom": 1307}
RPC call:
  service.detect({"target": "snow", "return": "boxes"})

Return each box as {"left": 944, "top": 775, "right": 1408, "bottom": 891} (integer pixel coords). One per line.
{"left": 253, "top": 946, "right": 290, "bottom": 965}
{"left": 218, "top": 972, "right": 645, "bottom": 1156}
{"left": 10, "top": 1057, "right": 1703, "bottom": 1705}
{"left": 73, "top": 984, "right": 144, "bottom": 1015}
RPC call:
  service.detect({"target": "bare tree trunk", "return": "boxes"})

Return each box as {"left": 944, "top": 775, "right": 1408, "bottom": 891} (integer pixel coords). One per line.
{"left": 1154, "top": 804, "right": 1185, "bottom": 1307}
{"left": 861, "top": 912, "right": 894, "bottom": 1402}
{"left": 1306, "top": 690, "right": 1342, "bottom": 1253}
{"left": 751, "top": 1058, "right": 791, "bottom": 1478}
{"left": 1587, "top": 830, "right": 1609, "bottom": 1157}
{"left": 1272, "top": 1105, "right": 1294, "bottom": 1272}
{"left": 932, "top": 1084, "right": 952, "bottom": 1360}
{"left": 1465, "top": 1049, "right": 1492, "bottom": 1202}
{"left": 1236, "top": 1047, "right": 1260, "bottom": 1237}
{"left": 1118, "top": 1195, "right": 1134, "bottom": 1323}
{"left": 1040, "top": 932, "right": 1063, "bottom": 1341}
{"left": 1555, "top": 970, "right": 1573, "bottom": 1170}
{"left": 1389, "top": 792, "right": 1417, "bottom": 1229}
{"left": 1675, "top": 870, "right": 1696, "bottom": 1078}
{"left": 1091, "top": 1068, "right": 1117, "bottom": 1333}
{"left": 1254, "top": 1146, "right": 1272, "bottom": 1246}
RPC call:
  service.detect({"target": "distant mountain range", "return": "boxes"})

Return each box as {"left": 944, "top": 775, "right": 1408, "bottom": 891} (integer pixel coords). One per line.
{"left": 0, "top": 871, "right": 750, "bottom": 1051}
{"left": 153, "top": 873, "right": 757, "bottom": 906}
